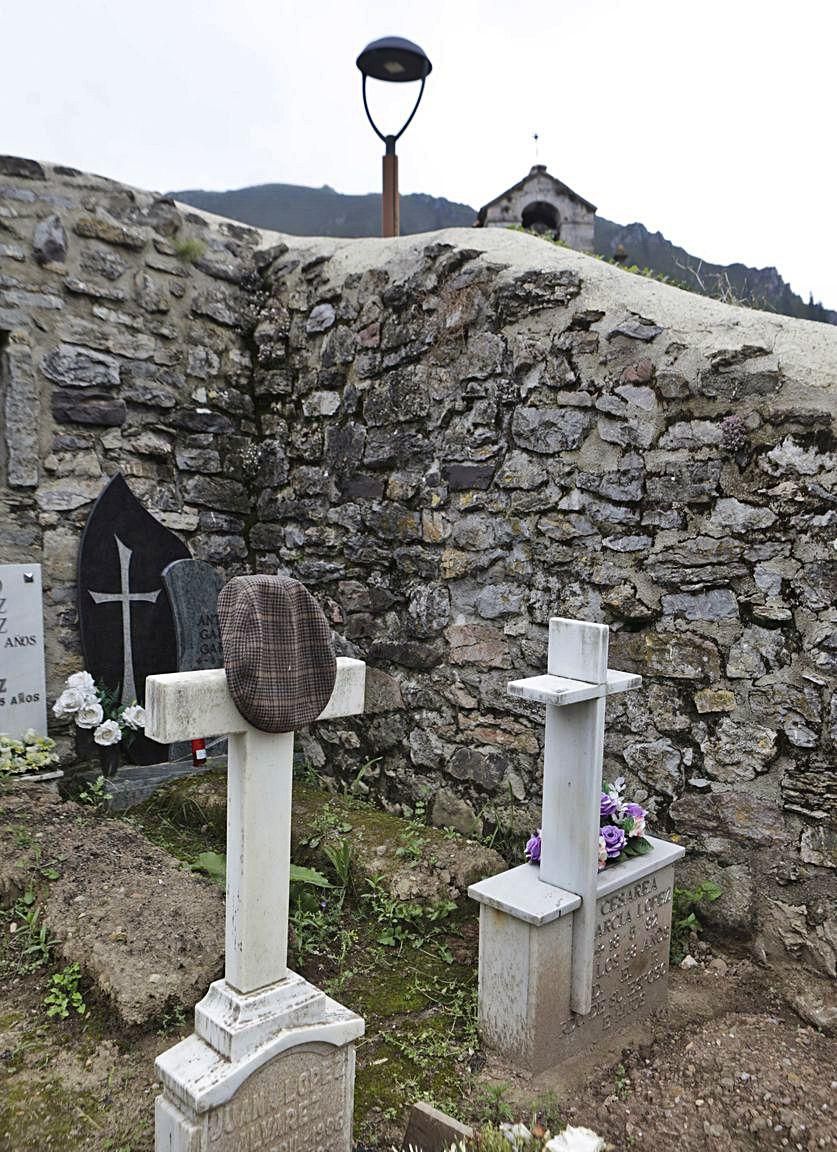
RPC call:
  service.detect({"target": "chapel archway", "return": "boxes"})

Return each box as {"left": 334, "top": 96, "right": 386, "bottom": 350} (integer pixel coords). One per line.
{"left": 521, "top": 200, "right": 560, "bottom": 239}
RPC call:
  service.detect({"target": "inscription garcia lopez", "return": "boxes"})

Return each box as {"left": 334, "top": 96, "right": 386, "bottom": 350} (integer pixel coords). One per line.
{"left": 560, "top": 867, "right": 676, "bottom": 1044}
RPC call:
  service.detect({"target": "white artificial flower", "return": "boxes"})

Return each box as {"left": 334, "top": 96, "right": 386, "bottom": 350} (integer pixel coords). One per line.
{"left": 75, "top": 700, "right": 104, "bottom": 729}
{"left": 500, "top": 1122, "right": 532, "bottom": 1146}
{"left": 94, "top": 720, "right": 122, "bottom": 746}
{"left": 630, "top": 812, "right": 646, "bottom": 838}
{"left": 545, "top": 1127, "right": 606, "bottom": 1152}
{"left": 23, "top": 728, "right": 39, "bottom": 742}
{"left": 597, "top": 833, "right": 608, "bottom": 872}
{"left": 67, "top": 671, "right": 96, "bottom": 693}
{"left": 53, "top": 687, "right": 86, "bottom": 717}
{"left": 120, "top": 703, "right": 146, "bottom": 731}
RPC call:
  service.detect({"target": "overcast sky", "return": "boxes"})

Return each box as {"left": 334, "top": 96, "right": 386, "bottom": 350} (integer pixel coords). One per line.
{"left": 4, "top": 0, "right": 835, "bottom": 305}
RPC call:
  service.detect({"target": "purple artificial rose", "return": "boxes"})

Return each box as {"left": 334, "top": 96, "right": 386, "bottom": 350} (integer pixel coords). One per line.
{"left": 525, "top": 830, "right": 542, "bottom": 864}
{"left": 600, "top": 823, "right": 627, "bottom": 859}
{"left": 622, "top": 801, "right": 647, "bottom": 838}
{"left": 600, "top": 792, "right": 620, "bottom": 820}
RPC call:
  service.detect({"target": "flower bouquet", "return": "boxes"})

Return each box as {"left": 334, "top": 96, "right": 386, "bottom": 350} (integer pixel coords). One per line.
{"left": 524, "top": 777, "right": 652, "bottom": 872}
{"left": 53, "top": 671, "right": 146, "bottom": 775}
{"left": 0, "top": 730, "right": 60, "bottom": 778}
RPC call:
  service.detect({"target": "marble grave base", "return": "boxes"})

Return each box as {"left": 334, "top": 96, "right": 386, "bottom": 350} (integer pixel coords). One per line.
{"left": 469, "top": 837, "right": 685, "bottom": 1074}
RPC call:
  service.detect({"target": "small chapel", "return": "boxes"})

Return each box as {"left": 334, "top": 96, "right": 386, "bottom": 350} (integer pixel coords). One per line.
{"left": 476, "top": 163, "right": 596, "bottom": 252}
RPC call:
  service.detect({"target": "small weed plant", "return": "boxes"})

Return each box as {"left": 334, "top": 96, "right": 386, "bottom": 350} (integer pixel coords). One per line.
{"left": 395, "top": 826, "right": 426, "bottom": 861}
{"left": 671, "top": 880, "right": 722, "bottom": 963}
{"left": 362, "top": 876, "right": 456, "bottom": 952}
{"left": 77, "top": 774, "right": 112, "bottom": 810}
{"left": 4, "top": 890, "right": 53, "bottom": 974}
{"left": 476, "top": 1082, "right": 515, "bottom": 1126}
{"left": 323, "top": 838, "right": 354, "bottom": 890}
{"left": 44, "top": 962, "right": 86, "bottom": 1020}
{"left": 173, "top": 236, "right": 206, "bottom": 263}
{"left": 613, "top": 1062, "right": 631, "bottom": 1100}
{"left": 157, "top": 1002, "right": 188, "bottom": 1036}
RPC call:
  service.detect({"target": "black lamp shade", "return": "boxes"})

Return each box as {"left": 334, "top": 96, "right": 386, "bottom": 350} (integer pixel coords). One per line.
{"left": 356, "top": 36, "right": 432, "bottom": 83}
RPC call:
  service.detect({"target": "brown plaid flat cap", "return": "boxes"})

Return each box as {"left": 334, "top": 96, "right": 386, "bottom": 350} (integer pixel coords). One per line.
{"left": 217, "top": 575, "right": 337, "bottom": 733}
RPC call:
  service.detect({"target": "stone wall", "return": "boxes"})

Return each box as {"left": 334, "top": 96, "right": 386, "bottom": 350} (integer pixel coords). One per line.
{"left": 0, "top": 156, "right": 276, "bottom": 700}
{"left": 248, "top": 228, "right": 836, "bottom": 980}
{"left": 1, "top": 157, "right": 836, "bottom": 979}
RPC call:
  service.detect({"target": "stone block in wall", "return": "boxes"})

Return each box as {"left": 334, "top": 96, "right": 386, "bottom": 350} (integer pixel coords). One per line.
{"left": 33, "top": 214, "right": 67, "bottom": 265}
{"left": 511, "top": 406, "right": 587, "bottom": 453}
{"left": 611, "top": 630, "right": 722, "bottom": 682}
{"left": 73, "top": 214, "right": 148, "bottom": 250}
{"left": 41, "top": 343, "right": 120, "bottom": 388}
{"left": 2, "top": 337, "right": 39, "bottom": 487}
{"left": 645, "top": 460, "right": 721, "bottom": 503}
{"left": 670, "top": 789, "right": 788, "bottom": 849}
{"left": 52, "top": 389, "right": 126, "bottom": 426}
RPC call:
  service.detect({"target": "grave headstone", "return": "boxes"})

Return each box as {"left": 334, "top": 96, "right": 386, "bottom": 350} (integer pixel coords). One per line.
{"left": 0, "top": 563, "right": 47, "bottom": 739}
{"left": 145, "top": 601, "right": 367, "bottom": 1152}
{"left": 163, "top": 557, "right": 226, "bottom": 766}
{"left": 162, "top": 558, "right": 224, "bottom": 674}
{"left": 469, "top": 617, "right": 685, "bottom": 1074}
{"left": 78, "top": 473, "right": 190, "bottom": 764}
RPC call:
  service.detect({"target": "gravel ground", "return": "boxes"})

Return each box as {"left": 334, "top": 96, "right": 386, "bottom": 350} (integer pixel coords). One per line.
{"left": 571, "top": 1009, "right": 835, "bottom": 1151}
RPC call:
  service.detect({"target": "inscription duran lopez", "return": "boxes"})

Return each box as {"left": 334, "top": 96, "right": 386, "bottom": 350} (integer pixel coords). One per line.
{"left": 560, "top": 868, "right": 675, "bottom": 1046}
{"left": 206, "top": 1046, "right": 351, "bottom": 1152}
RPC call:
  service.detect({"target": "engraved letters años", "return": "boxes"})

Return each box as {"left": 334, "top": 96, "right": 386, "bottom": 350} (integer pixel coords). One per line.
{"left": 0, "top": 576, "right": 40, "bottom": 709}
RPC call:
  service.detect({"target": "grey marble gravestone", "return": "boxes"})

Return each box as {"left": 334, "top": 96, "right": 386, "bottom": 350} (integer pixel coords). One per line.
{"left": 162, "top": 559, "right": 224, "bottom": 674}
{"left": 0, "top": 564, "right": 47, "bottom": 739}
{"left": 163, "top": 558, "right": 226, "bottom": 764}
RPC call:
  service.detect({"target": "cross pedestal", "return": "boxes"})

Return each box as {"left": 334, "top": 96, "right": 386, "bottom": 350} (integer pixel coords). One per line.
{"left": 146, "top": 658, "right": 366, "bottom": 1152}
{"left": 469, "top": 618, "right": 685, "bottom": 1074}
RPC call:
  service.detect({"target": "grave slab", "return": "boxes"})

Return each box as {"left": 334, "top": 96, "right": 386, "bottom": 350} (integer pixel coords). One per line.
{"left": 0, "top": 563, "right": 47, "bottom": 738}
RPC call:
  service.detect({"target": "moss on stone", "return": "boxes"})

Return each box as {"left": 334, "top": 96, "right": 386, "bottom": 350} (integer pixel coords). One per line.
{"left": 0, "top": 1078, "right": 102, "bottom": 1149}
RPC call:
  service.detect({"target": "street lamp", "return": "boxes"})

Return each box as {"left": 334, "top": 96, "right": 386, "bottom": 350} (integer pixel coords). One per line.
{"left": 356, "top": 36, "right": 432, "bottom": 238}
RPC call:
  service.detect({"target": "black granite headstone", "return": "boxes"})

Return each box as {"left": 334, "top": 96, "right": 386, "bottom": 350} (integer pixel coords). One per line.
{"left": 78, "top": 474, "right": 191, "bottom": 765}
{"left": 162, "top": 559, "right": 224, "bottom": 673}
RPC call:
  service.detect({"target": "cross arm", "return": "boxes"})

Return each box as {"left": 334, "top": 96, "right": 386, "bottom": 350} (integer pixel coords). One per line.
{"left": 145, "top": 657, "right": 366, "bottom": 743}
{"left": 507, "top": 668, "right": 641, "bottom": 707}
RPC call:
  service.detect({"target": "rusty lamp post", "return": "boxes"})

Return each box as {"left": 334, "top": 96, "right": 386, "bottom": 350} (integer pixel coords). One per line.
{"left": 356, "top": 36, "right": 432, "bottom": 238}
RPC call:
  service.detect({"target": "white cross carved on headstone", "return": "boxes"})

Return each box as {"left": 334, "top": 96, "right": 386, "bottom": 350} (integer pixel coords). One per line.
{"left": 145, "top": 657, "right": 365, "bottom": 996}
{"left": 507, "top": 618, "right": 641, "bottom": 1016}
{"left": 89, "top": 535, "right": 160, "bottom": 707}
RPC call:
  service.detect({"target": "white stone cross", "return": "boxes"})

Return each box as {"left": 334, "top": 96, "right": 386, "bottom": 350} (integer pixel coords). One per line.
{"left": 507, "top": 618, "right": 640, "bottom": 1016}
{"left": 145, "top": 658, "right": 365, "bottom": 997}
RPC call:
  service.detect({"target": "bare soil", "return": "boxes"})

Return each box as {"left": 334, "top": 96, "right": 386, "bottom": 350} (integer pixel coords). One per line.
{"left": 0, "top": 784, "right": 224, "bottom": 1026}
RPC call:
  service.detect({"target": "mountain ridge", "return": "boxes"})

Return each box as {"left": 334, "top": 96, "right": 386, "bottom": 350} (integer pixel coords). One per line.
{"left": 171, "top": 181, "right": 834, "bottom": 324}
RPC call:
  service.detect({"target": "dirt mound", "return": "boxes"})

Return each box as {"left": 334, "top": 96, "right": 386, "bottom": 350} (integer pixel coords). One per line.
{"left": 0, "top": 784, "right": 224, "bottom": 1025}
